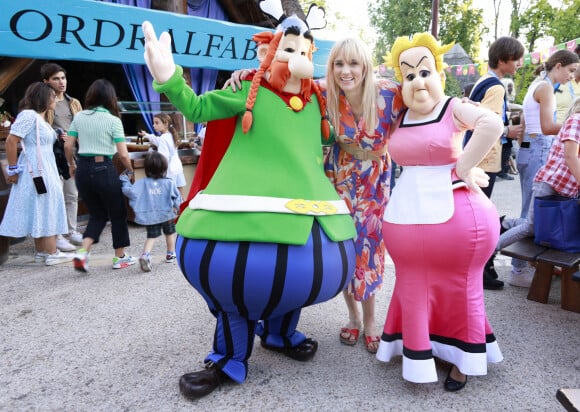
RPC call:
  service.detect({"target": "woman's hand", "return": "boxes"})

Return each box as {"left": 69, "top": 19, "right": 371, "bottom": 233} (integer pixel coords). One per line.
{"left": 68, "top": 163, "right": 77, "bottom": 177}
{"left": 6, "top": 175, "right": 19, "bottom": 184}
{"left": 142, "top": 21, "right": 176, "bottom": 84}
{"left": 5, "top": 166, "right": 21, "bottom": 184}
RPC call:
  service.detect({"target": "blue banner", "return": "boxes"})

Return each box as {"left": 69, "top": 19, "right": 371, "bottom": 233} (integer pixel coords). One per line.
{"left": 0, "top": 0, "right": 332, "bottom": 77}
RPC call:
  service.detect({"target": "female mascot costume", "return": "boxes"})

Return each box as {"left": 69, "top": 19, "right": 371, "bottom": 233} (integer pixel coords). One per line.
{"left": 377, "top": 33, "right": 504, "bottom": 386}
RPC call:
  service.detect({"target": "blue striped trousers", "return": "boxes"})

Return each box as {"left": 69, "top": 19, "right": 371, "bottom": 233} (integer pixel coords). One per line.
{"left": 176, "top": 221, "right": 355, "bottom": 383}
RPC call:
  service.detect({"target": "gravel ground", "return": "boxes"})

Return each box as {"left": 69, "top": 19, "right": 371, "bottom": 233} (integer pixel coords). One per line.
{"left": 1, "top": 175, "right": 579, "bottom": 411}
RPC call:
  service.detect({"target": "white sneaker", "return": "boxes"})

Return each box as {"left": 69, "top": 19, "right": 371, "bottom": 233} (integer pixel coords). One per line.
{"left": 508, "top": 266, "right": 535, "bottom": 288}
{"left": 112, "top": 254, "right": 137, "bottom": 269}
{"left": 45, "top": 250, "right": 74, "bottom": 266}
{"left": 139, "top": 253, "right": 152, "bottom": 272}
{"left": 34, "top": 251, "right": 49, "bottom": 263}
{"left": 56, "top": 235, "right": 76, "bottom": 252}
{"left": 68, "top": 231, "right": 83, "bottom": 245}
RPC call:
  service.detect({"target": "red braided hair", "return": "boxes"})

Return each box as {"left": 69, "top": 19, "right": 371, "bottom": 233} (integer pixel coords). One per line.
{"left": 242, "top": 31, "right": 283, "bottom": 133}
{"left": 311, "top": 80, "right": 330, "bottom": 140}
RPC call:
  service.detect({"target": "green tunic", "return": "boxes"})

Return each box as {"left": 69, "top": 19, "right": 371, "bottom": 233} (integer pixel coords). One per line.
{"left": 154, "top": 66, "right": 356, "bottom": 245}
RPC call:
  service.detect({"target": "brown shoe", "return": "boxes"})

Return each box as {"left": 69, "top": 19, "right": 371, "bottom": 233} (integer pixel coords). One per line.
{"left": 179, "top": 363, "right": 231, "bottom": 400}
{"left": 261, "top": 338, "right": 318, "bottom": 361}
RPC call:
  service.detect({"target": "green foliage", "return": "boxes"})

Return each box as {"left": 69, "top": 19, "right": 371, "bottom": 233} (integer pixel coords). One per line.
{"left": 368, "top": 0, "right": 431, "bottom": 61}
{"left": 517, "top": 0, "right": 579, "bottom": 58}
{"left": 513, "top": 65, "right": 537, "bottom": 105}
{"left": 444, "top": 71, "right": 463, "bottom": 98}
{"left": 549, "top": 0, "right": 580, "bottom": 44}
{"left": 298, "top": 0, "right": 328, "bottom": 15}
{"left": 509, "top": 0, "right": 524, "bottom": 38}
{"left": 518, "top": 0, "right": 556, "bottom": 51}
{"left": 438, "top": 0, "right": 485, "bottom": 58}
{"left": 368, "top": 0, "right": 484, "bottom": 62}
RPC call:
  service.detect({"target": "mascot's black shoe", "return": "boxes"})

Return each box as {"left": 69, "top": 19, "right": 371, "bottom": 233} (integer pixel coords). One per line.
{"left": 179, "top": 363, "right": 231, "bottom": 400}
{"left": 261, "top": 338, "right": 318, "bottom": 361}
{"left": 444, "top": 366, "right": 468, "bottom": 392}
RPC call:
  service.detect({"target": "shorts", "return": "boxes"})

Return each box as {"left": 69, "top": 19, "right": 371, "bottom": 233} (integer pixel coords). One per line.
{"left": 145, "top": 220, "right": 176, "bottom": 238}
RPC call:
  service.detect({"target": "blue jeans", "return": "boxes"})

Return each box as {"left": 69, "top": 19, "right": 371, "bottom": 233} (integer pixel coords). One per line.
{"left": 75, "top": 156, "right": 130, "bottom": 249}
{"left": 498, "top": 181, "right": 556, "bottom": 269}
{"left": 516, "top": 134, "right": 553, "bottom": 219}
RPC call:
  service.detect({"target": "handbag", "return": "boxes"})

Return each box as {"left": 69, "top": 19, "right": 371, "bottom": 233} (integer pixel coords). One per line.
{"left": 21, "top": 115, "right": 47, "bottom": 194}
{"left": 533, "top": 195, "right": 580, "bottom": 253}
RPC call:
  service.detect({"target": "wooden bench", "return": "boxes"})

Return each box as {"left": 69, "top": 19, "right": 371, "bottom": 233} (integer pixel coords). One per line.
{"left": 557, "top": 388, "right": 580, "bottom": 412}
{"left": 500, "top": 237, "right": 580, "bottom": 313}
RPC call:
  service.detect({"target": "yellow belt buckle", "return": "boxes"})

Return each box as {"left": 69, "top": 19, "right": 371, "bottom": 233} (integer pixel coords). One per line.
{"left": 285, "top": 199, "right": 338, "bottom": 215}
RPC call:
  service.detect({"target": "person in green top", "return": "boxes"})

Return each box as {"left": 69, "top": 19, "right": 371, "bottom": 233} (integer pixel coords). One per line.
{"left": 142, "top": 10, "right": 356, "bottom": 400}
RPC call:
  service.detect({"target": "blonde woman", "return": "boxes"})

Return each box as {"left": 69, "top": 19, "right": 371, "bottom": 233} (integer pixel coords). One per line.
{"left": 320, "top": 38, "right": 403, "bottom": 353}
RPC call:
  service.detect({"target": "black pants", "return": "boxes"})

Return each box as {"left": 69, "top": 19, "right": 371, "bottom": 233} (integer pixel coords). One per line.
{"left": 76, "top": 156, "right": 130, "bottom": 249}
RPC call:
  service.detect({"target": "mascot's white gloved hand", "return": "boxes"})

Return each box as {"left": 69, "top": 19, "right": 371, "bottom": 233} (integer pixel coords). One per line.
{"left": 142, "top": 21, "right": 176, "bottom": 84}
{"left": 456, "top": 166, "right": 489, "bottom": 195}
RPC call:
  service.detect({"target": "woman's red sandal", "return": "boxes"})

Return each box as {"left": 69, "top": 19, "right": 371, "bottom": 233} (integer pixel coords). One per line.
{"left": 339, "top": 328, "right": 360, "bottom": 346}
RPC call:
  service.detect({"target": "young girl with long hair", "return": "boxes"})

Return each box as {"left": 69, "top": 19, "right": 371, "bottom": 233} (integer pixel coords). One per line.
{"left": 138, "top": 113, "right": 185, "bottom": 199}
{"left": 510, "top": 49, "right": 579, "bottom": 285}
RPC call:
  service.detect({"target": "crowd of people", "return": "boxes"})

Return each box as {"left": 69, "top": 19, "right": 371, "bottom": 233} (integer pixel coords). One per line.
{"left": 1, "top": 11, "right": 579, "bottom": 401}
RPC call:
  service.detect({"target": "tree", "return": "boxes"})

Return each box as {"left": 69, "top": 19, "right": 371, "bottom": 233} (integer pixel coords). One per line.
{"left": 368, "top": 0, "right": 431, "bottom": 61}
{"left": 511, "top": 0, "right": 579, "bottom": 105}
{"left": 438, "top": 0, "right": 485, "bottom": 59}
{"left": 518, "top": 0, "right": 555, "bottom": 52}
{"left": 368, "top": 0, "right": 484, "bottom": 62}
{"left": 509, "top": 0, "right": 525, "bottom": 38}
{"left": 297, "top": 0, "right": 327, "bottom": 19}
{"left": 284, "top": 0, "right": 306, "bottom": 18}
{"left": 549, "top": 0, "right": 580, "bottom": 44}
{"left": 444, "top": 70, "right": 463, "bottom": 98}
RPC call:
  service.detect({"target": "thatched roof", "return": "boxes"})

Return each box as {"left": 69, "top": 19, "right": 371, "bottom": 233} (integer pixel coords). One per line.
{"left": 444, "top": 43, "right": 473, "bottom": 66}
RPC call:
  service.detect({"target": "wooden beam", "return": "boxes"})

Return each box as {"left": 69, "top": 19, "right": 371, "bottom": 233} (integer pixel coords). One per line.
{"left": 0, "top": 58, "right": 35, "bottom": 95}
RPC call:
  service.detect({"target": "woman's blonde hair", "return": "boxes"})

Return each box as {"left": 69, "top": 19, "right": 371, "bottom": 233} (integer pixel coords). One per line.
{"left": 385, "top": 32, "right": 453, "bottom": 88}
{"left": 325, "top": 37, "right": 377, "bottom": 133}
{"left": 565, "top": 96, "right": 580, "bottom": 121}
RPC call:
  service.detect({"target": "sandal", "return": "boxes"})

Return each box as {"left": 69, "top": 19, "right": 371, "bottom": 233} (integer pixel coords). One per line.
{"left": 363, "top": 335, "right": 380, "bottom": 354}
{"left": 339, "top": 327, "right": 360, "bottom": 346}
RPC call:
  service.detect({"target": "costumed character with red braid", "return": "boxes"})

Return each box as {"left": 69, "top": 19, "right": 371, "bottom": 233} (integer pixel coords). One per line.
{"left": 141, "top": 0, "right": 356, "bottom": 400}
{"left": 377, "top": 33, "right": 504, "bottom": 391}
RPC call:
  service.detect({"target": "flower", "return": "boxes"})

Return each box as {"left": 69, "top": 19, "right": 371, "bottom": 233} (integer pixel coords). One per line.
{"left": 0, "top": 111, "right": 13, "bottom": 128}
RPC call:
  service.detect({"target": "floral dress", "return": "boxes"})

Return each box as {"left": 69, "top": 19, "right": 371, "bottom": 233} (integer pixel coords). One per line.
{"left": 323, "top": 79, "right": 402, "bottom": 301}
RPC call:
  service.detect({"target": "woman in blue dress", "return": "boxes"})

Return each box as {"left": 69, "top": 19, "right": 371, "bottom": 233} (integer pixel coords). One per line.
{"left": 0, "top": 82, "right": 72, "bottom": 266}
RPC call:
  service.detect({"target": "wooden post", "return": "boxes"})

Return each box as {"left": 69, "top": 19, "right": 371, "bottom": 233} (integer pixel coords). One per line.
{"left": 431, "top": 0, "right": 439, "bottom": 39}
{"left": 0, "top": 58, "right": 35, "bottom": 95}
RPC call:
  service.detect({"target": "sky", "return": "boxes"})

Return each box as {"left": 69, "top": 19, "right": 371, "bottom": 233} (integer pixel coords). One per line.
{"left": 316, "top": 0, "right": 559, "bottom": 61}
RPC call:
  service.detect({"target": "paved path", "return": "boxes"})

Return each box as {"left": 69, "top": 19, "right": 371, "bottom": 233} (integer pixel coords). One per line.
{"left": 1, "top": 175, "right": 579, "bottom": 411}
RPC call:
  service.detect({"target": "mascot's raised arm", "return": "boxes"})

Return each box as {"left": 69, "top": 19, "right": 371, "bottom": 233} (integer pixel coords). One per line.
{"left": 142, "top": 0, "right": 356, "bottom": 401}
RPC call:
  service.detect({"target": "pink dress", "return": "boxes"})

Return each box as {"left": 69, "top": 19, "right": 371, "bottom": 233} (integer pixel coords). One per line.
{"left": 377, "top": 98, "right": 503, "bottom": 383}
